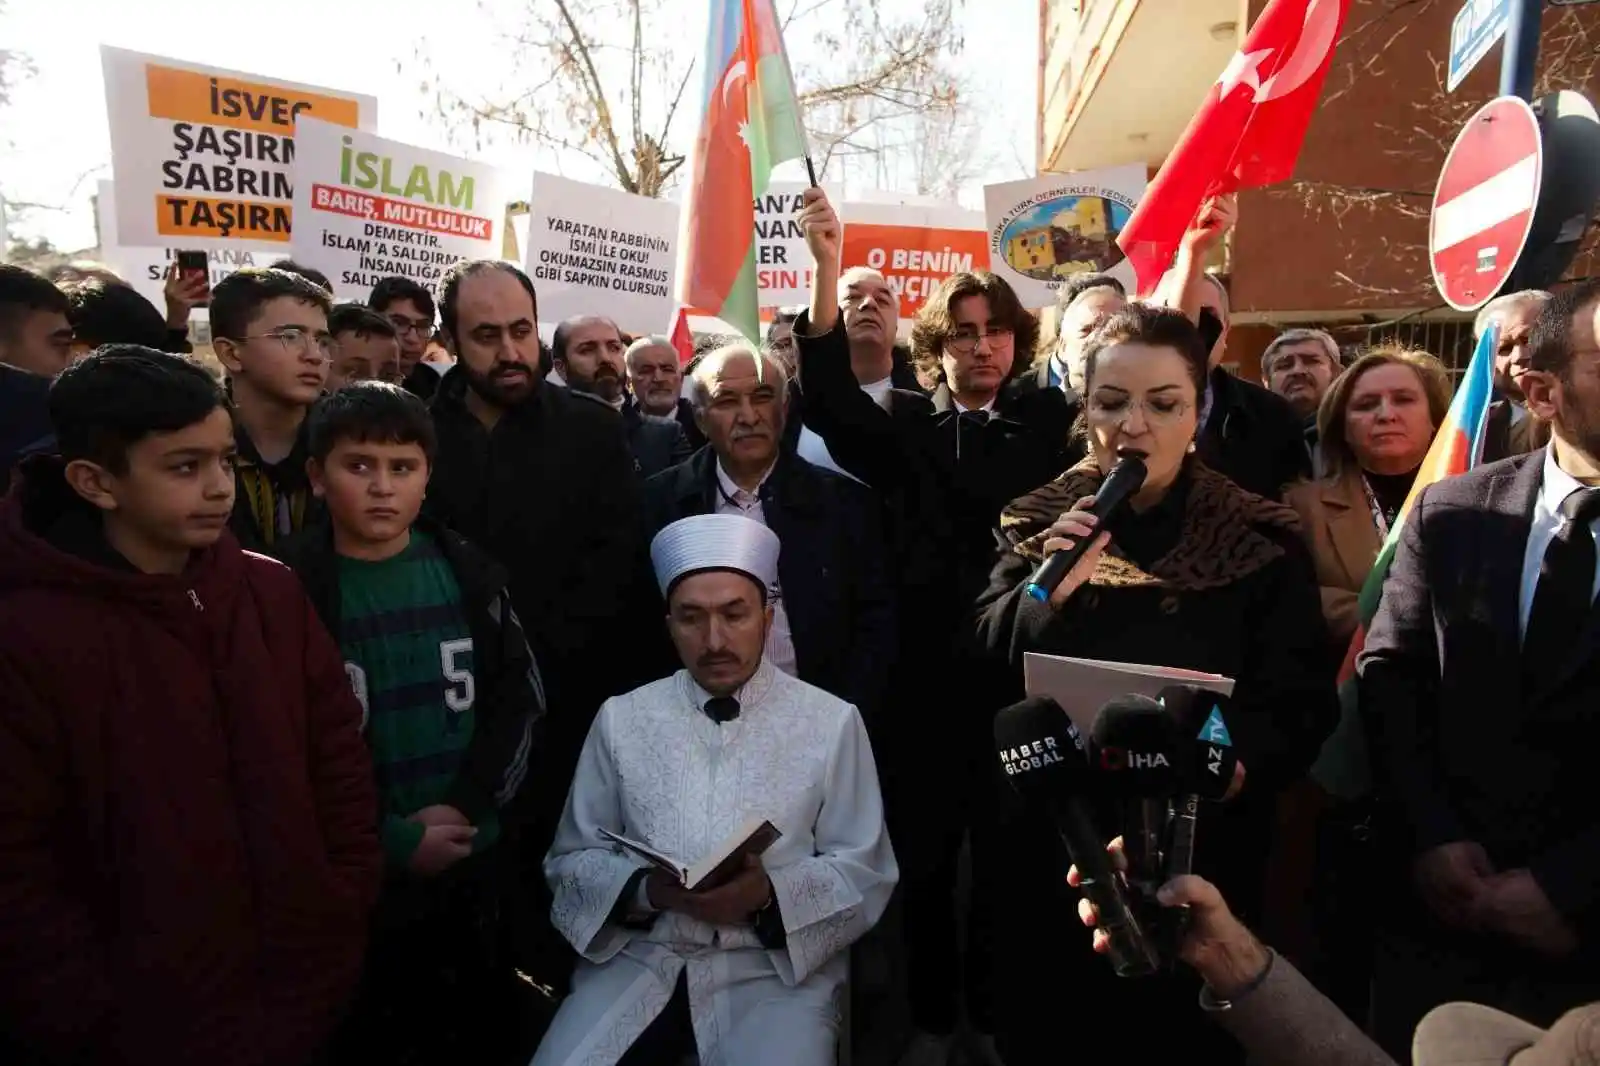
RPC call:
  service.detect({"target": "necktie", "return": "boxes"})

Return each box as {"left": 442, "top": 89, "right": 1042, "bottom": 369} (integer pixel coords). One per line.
{"left": 1524, "top": 487, "right": 1600, "bottom": 683}
{"left": 704, "top": 696, "right": 740, "bottom": 724}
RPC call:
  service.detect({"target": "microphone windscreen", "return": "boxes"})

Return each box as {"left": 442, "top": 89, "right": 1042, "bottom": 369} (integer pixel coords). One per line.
{"left": 1089, "top": 695, "right": 1183, "bottom": 797}
{"left": 994, "top": 696, "right": 1092, "bottom": 801}
{"left": 1157, "top": 685, "right": 1239, "bottom": 799}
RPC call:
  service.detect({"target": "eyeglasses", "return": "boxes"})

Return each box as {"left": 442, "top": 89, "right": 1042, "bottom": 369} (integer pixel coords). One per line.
{"left": 946, "top": 326, "right": 1015, "bottom": 355}
{"left": 232, "top": 327, "right": 337, "bottom": 362}
{"left": 386, "top": 314, "right": 433, "bottom": 337}
{"left": 1087, "top": 395, "right": 1193, "bottom": 426}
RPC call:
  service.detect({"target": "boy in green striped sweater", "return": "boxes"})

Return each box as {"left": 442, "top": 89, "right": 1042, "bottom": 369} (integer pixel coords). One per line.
{"left": 281, "top": 381, "right": 546, "bottom": 1065}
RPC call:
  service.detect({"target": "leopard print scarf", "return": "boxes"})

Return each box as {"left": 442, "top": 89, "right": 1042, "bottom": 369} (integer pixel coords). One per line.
{"left": 1000, "top": 457, "right": 1302, "bottom": 591}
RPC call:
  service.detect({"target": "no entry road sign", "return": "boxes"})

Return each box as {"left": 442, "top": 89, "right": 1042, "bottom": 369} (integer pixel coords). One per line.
{"left": 1430, "top": 95, "right": 1543, "bottom": 312}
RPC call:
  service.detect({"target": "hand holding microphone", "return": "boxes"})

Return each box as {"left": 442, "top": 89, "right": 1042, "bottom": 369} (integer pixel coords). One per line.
{"left": 1025, "top": 455, "right": 1147, "bottom": 607}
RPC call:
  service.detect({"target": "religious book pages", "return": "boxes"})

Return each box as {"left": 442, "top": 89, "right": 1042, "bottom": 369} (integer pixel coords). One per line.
{"left": 1023, "top": 652, "right": 1235, "bottom": 734}
{"left": 599, "top": 818, "right": 782, "bottom": 891}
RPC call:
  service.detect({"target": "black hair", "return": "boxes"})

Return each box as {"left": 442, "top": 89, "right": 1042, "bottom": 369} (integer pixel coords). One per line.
{"left": 551, "top": 314, "right": 620, "bottom": 364}
{"left": 328, "top": 302, "right": 400, "bottom": 341}
{"left": 368, "top": 276, "right": 437, "bottom": 321}
{"left": 1082, "top": 303, "right": 1210, "bottom": 400}
{"left": 438, "top": 260, "right": 537, "bottom": 346}
{"left": 307, "top": 380, "right": 437, "bottom": 464}
{"left": 1529, "top": 279, "right": 1600, "bottom": 378}
{"left": 210, "top": 268, "right": 334, "bottom": 341}
{"left": 49, "top": 344, "right": 229, "bottom": 473}
{"left": 61, "top": 279, "right": 170, "bottom": 350}
{"left": 267, "top": 258, "right": 333, "bottom": 294}
{"left": 0, "top": 263, "right": 69, "bottom": 339}
{"left": 1057, "top": 272, "right": 1126, "bottom": 310}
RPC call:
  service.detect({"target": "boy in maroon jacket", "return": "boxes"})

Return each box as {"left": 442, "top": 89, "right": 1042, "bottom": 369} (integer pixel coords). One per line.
{"left": 0, "top": 345, "right": 382, "bottom": 1066}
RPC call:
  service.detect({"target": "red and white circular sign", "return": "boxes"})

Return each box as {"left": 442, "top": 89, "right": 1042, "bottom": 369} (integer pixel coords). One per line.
{"left": 1429, "top": 95, "right": 1544, "bottom": 312}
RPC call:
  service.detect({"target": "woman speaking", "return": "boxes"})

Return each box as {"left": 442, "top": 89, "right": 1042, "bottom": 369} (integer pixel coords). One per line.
{"left": 974, "top": 304, "right": 1337, "bottom": 1066}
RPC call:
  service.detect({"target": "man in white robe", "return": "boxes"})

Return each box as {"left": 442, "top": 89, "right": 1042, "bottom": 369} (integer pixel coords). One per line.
{"left": 533, "top": 513, "right": 898, "bottom": 1066}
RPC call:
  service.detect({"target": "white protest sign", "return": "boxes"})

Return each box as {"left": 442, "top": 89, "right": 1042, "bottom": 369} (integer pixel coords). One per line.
{"left": 94, "top": 179, "right": 276, "bottom": 314}
{"left": 755, "top": 182, "right": 813, "bottom": 308}
{"left": 525, "top": 173, "right": 678, "bottom": 333}
{"left": 983, "top": 165, "right": 1146, "bottom": 307}
{"left": 289, "top": 117, "right": 508, "bottom": 302}
{"left": 101, "top": 46, "right": 377, "bottom": 249}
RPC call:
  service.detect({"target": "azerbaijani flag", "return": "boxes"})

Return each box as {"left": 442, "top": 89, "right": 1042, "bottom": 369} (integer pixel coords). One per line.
{"left": 1315, "top": 325, "right": 1497, "bottom": 797}
{"left": 677, "top": 0, "right": 809, "bottom": 343}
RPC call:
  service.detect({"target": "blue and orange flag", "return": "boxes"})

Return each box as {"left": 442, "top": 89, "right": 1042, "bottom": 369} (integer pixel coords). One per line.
{"left": 1317, "top": 324, "right": 1496, "bottom": 796}
{"left": 677, "top": 0, "right": 809, "bottom": 343}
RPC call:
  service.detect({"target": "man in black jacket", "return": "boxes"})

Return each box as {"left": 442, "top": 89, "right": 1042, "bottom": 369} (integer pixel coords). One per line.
{"left": 424, "top": 261, "right": 643, "bottom": 859}
{"left": 641, "top": 343, "right": 895, "bottom": 721}
{"left": 554, "top": 315, "right": 691, "bottom": 476}
{"left": 0, "top": 265, "right": 72, "bottom": 493}
{"left": 624, "top": 335, "right": 707, "bottom": 452}
{"left": 1359, "top": 279, "right": 1600, "bottom": 1057}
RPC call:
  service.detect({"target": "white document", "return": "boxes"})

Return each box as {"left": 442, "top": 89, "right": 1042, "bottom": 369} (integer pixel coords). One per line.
{"left": 1023, "top": 652, "right": 1235, "bottom": 734}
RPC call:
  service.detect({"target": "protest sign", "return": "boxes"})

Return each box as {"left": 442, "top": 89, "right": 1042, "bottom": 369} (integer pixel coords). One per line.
{"left": 754, "top": 182, "right": 813, "bottom": 308}
{"left": 94, "top": 180, "right": 276, "bottom": 315}
{"left": 289, "top": 118, "right": 508, "bottom": 302}
{"left": 839, "top": 200, "right": 988, "bottom": 319}
{"left": 983, "top": 165, "right": 1146, "bottom": 307}
{"left": 525, "top": 173, "right": 678, "bottom": 333}
{"left": 101, "top": 46, "right": 376, "bottom": 248}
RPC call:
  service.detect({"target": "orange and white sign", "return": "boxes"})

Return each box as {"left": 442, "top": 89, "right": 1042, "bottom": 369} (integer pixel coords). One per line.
{"left": 101, "top": 46, "right": 377, "bottom": 248}
{"left": 838, "top": 201, "right": 988, "bottom": 320}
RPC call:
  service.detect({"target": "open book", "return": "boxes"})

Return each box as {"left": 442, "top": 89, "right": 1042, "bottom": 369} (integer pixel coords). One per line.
{"left": 600, "top": 817, "right": 782, "bottom": 892}
{"left": 1023, "top": 652, "right": 1235, "bottom": 734}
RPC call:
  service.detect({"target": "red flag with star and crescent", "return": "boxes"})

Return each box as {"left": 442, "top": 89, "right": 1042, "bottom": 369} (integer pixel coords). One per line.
{"left": 1117, "top": 0, "right": 1351, "bottom": 294}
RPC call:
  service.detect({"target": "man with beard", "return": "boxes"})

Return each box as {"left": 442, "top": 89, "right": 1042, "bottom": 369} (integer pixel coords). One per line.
{"left": 1479, "top": 290, "right": 1554, "bottom": 462}
{"left": 424, "top": 262, "right": 644, "bottom": 980}
{"left": 626, "top": 335, "right": 707, "bottom": 452}
{"left": 1360, "top": 278, "right": 1600, "bottom": 1056}
{"left": 1261, "top": 328, "right": 1341, "bottom": 471}
{"left": 554, "top": 315, "right": 691, "bottom": 477}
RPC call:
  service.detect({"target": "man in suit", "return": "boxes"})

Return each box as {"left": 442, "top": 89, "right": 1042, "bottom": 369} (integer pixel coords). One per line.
{"left": 624, "top": 334, "right": 706, "bottom": 452}
{"left": 1478, "top": 290, "right": 1554, "bottom": 462}
{"left": 641, "top": 343, "right": 895, "bottom": 722}
{"left": 1359, "top": 278, "right": 1600, "bottom": 1057}
{"left": 555, "top": 315, "right": 692, "bottom": 477}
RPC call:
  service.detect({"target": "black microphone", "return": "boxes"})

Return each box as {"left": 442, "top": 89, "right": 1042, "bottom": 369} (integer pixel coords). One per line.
{"left": 1024, "top": 455, "right": 1147, "bottom": 603}
{"left": 995, "top": 696, "right": 1161, "bottom": 978}
{"left": 1157, "top": 686, "right": 1241, "bottom": 886}
{"left": 1089, "top": 696, "right": 1184, "bottom": 896}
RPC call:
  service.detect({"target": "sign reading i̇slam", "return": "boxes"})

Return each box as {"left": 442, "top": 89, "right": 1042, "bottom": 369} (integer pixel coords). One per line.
{"left": 101, "top": 46, "right": 377, "bottom": 248}
{"left": 289, "top": 118, "right": 509, "bottom": 302}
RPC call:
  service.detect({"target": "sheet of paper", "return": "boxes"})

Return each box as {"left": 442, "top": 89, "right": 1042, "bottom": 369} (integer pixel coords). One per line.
{"left": 1023, "top": 652, "right": 1235, "bottom": 734}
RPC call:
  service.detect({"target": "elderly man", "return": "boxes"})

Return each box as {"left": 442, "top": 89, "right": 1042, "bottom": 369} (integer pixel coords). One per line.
{"left": 1479, "top": 289, "right": 1554, "bottom": 462}
{"left": 1024, "top": 272, "right": 1126, "bottom": 397}
{"left": 1260, "top": 328, "right": 1341, "bottom": 471}
{"left": 556, "top": 315, "right": 691, "bottom": 476}
{"left": 533, "top": 513, "right": 898, "bottom": 1066}
{"left": 642, "top": 343, "right": 894, "bottom": 721}
{"left": 625, "top": 334, "right": 706, "bottom": 452}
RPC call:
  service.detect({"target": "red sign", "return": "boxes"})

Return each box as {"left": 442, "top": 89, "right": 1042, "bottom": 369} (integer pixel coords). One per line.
{"left": 1430, "top": 96, "right": 1543, "bottom": 312}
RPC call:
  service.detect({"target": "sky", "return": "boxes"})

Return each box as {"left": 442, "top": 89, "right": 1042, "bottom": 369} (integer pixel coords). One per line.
{"left": 0, "top": 0, "right": 1037, "bottom": 252}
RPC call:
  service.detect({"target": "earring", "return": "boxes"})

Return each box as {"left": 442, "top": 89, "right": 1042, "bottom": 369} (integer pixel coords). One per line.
{"left": 1186, "top": 441, "right": 1197, "bottom": 454}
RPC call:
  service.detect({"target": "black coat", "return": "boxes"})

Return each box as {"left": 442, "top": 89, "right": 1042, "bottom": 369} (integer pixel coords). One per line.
{"left": 424, "top": 367, "right": 644, "bottom": 812}
{"left": 974, "top": 460, "right": 1337, "bottom": 1065}
{"left": 402, "top": 361, "right": 443, "bottom": 404}
{"left": 1359, "top": 450, "right": 1600, "bottom": 939}
{"left": 620, "top": 401, "right": 694, "bottom": 478}
{"left": 1198, "top": 368, "right": 1311, "bottom": 501}
{"left": 0, "top": 365, "right": 52, "bottom": 497}
{"left": 640, "top": 448, "right": 896, "bottom": 721}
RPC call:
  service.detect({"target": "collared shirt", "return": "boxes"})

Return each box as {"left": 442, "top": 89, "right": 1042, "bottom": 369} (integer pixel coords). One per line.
{"left": 952, "top": 395, "right": 996, "bottom": 415}
{"left": 795, "top": 375, "right": 891, "bottom": 486}
{"left": 713, "top": 460, "right": 799, "bottom": 677}
{"left": 1518, "top": 446, "right": 1600, "bottom": 641}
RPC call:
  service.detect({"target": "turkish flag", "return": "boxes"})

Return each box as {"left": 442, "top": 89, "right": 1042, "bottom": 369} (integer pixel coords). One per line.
{"left": 669, "top": 306, "right": 695, "bottom": 368}
{"left": 1116, "top": 0, "right": 1350, "bottom": 294}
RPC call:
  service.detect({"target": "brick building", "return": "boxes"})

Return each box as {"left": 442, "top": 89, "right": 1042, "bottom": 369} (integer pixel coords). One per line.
{"left": 1037, "top": 0, "right": 1600, "bottom": 377}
